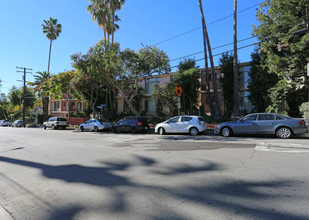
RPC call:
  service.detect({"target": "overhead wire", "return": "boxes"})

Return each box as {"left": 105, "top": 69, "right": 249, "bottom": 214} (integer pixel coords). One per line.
{"left": 153, "top": 3, "right": 261, "bottom": 46}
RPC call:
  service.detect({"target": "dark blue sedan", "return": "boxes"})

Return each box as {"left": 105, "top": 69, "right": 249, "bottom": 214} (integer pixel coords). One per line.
{"left": 214, "top": 113, "right": 307, "bottom": 138}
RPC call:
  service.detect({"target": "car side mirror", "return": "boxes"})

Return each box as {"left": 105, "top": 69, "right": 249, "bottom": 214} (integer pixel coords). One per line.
{"left": 239, "top": 119, "right": 244, "bottom": 123}
{"left": 166, "top": 121, "right": 169, "bottom": 124}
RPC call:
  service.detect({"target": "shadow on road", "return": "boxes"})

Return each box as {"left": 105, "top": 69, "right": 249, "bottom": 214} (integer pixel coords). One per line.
{"left": 0, "top": 155, "right": 307, "bottom": 220}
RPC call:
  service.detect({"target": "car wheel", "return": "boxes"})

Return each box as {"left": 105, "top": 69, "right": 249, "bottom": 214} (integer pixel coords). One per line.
{"left": 131, "top": 127, "right": 137, "bottom": 134}
{"left": 113, "top": 127, "right": 118, "bottom": 133}
{"left": 158, "top": 127, "right": 165, "bottom": 135}
{"left": 276, "top": 127, "right": 292, "bottom": 139}
{"left": 80, "top": 126, "right": 84, "bottom": 132}
{"left": 44, "top": 125, "right": 46, "bottom": 130}
{"left": 94, "top": 126, "right": 99, "bottom": 132}
{"left": 189, "top": 127, "right": 199, "bottom": 136}
{"left": 52, "top": 125, "right": 56, "bottom": 130}
{"left": 221, "top": 127, "right": 232, "bottom": 137}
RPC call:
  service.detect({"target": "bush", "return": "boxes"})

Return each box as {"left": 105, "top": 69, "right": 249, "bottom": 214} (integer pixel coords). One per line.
{"left": 299, "top": 102, "right": 309, "bottom": 119}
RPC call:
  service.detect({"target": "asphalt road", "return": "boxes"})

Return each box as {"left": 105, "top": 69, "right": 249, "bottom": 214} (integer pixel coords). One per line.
{"left": 0, "top": 126, "right": 309, "bottom": 220}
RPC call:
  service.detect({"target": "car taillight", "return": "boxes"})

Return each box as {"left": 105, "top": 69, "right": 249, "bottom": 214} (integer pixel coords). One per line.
{"left": 101, "top": 122, "right": 104, "bottom": 125}
{"left": 137, "top": 122, "right": 142, "bottom": 126}
{"left": 56, "top": 122, "right": 59, "bottom": 125}
{"left": 299, "top": 120, "right": 305, "bottom": 125}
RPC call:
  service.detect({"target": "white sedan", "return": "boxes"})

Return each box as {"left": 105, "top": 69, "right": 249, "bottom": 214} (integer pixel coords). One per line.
{"left": 155, "top": 115, "right": 207, "bottom": 135}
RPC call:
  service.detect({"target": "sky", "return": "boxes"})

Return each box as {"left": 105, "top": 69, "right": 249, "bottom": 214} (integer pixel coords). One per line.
{"left": 0, "top": 0, "right": 263, "bottom": 95}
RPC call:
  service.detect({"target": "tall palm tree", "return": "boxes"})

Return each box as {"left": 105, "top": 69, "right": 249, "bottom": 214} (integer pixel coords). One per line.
{"left": 232, "top": 0, "right": 240, "bottom": 118}
{"left": 198, "top": 0, "right": 222, "bottom": 119}
{"left": 88, "top": 0, "right": 109, "bottom": 40}
{"left": 88, "top": 0, "right": 125, "bottom": 43}
{"left": 31, "top": 71, "right": 51, "bottom": 122}
{"left": 42, "top": 17, "right": 62, "bottom": 74}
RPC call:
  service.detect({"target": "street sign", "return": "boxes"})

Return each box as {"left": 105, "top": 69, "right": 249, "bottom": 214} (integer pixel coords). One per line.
{"left": 97, "top": 104, "right": 107, "bottom": 109}
{"left": 174, "top": 83, "right": 183, "bottom": 97}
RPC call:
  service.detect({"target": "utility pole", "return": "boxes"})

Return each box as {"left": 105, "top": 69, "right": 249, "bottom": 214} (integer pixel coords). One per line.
{"left": 17, "top": 66, "right": 32, "bottom": 123}
{"left": 232, "top": 0, "right": 240, "bottom": 119}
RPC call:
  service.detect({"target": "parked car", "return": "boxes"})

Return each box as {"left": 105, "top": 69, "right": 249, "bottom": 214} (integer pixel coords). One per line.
{"left": 214, "top": 113, "right": 308, "bottom": 139}
{"left": 0, "top": 119, "right": 11, "bottom": 126}
{"left": 79, "top": 119, "right": 111, "bottom": 132}
{"left": 155, "top": 115, "right": 207, "bottom": 135}
{"left": 43, "top": 117, "right": 68, "bottom": 130}
{"left": 112, "top": 116, "right": 149, "bottom": 133}
{"left": 11, "top": 120, "right": 25, "bottom": 127}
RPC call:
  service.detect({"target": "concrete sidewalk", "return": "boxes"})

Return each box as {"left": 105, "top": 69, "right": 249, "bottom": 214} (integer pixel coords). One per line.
{"left": 0, "top": 206, "right": 13, "bottom": 220}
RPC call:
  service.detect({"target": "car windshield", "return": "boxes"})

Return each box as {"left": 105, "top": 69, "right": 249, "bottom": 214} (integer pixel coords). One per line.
{"left": 97, "top": 119, "right": 107, "bottom": 122}
{"left": 240, "top": 114, "right": 258, "bottom": 121}
{"left": 57, "top": 118, "right": 67, "bottom": 121}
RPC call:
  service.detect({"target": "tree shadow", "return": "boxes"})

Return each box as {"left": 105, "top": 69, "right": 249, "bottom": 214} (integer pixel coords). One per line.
{"left": 0, "top": 155, "right": 307, "bottom": 219}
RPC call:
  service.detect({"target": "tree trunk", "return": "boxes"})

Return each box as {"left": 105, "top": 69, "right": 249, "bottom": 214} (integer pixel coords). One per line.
{"left": 232, "top": 0, "right": 240, "bottom": 118}
{"left": 42, "top": 96, "right": 49, "bottom": 122}
{"left": 100, "top": 70, "right": 141, "bottom": 117}
{"left": 198, "top": 0, "right": 215, "bottom": 118}
{"left": 112, "top": 11, "right": 115, "bottom": 43}
{"left": 47, "top": 40, "right": 53, "bottom": 74}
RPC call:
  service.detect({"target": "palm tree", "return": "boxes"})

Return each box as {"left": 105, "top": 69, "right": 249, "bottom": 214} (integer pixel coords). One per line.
{"left": 198, "top": 0, "right": 222, "bottom": 119}
{"left": 232, "top": 0, "right": 240, "bottom": 118}
{"left": 88, "top": 0, "right": 125, "bottom": 43}
{"left": 31, "top": 71, "right": 51, "bottom": 122}
{"left": 42, "top": 17, "right": 62, "bottom": 74}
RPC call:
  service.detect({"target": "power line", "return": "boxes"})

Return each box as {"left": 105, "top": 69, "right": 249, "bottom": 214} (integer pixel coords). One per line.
{"left": 154, "top": 3, "right": 260, "bottom": 46}
{"left": 170, "top": 36, "right": 255, "bottom": 61}
{"left": 170, "top": 42, "right": 258, "bottom": 69}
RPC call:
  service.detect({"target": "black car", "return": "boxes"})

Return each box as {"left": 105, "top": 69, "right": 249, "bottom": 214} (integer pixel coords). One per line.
{"left": 112, "top": 117, "right": 149, "bottom": 133}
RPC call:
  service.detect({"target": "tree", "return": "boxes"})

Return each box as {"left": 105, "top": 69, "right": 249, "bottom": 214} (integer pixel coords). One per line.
{"left": 232, "top": 0, "right": 240, "bottom": 118}
{"left": 152, "top": 84, "right": 177, "bottom": 116}
{"left": 219, "top": 53, "right": 235, "bottom": 116}
{"left": 0, "top": 93, "right": 8, "bottom": 119}
{"left": 87, "top": 0, "right": 125, "bottom": 43}
{"left": 253, "top": 0, "right": 309, "bottom": 115}
{"left": 29, "top": 71, "right": 51, "bottom": 121}
{"left": 71, "top": 40, "right": 170, "bottom": 118}
{"left": 42, "top": 17, "right": 62, "bottom": 74}
{"left": 198, "top": 0, "right": 222, "bottom": 119}
{"left": 171, "top": 68, "right": 201, "bottom": 115}
{"left": 248, "top": 49, "right": 278, "bottom": 112}
{"left": 50, "top": 71, "right": 78, "bottom": 124}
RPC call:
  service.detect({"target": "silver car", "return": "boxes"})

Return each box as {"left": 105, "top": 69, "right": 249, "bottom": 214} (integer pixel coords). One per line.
{"left": 79, "top": 119, "right": 111, "bottom": 132}
{"left": 214, "top": 113, "right": 307, "bottom": 138}
{"left": 155, "top": 115, "right": 207, "bottom": 135}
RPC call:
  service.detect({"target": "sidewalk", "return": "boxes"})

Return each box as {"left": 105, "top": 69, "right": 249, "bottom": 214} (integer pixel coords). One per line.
{"left": 0, "top": 206, "right": 13, "bottom": 220}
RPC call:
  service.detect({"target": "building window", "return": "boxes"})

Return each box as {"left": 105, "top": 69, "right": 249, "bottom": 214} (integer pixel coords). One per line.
{"left": 145, "top": 100, "right": 156, "bottom": 113}
{"left": 145, "top": 78, "right": 160, "bottom": 94}
{"left": 77, "top": 102, "right": 82, "bottom": 111}
{"left": 53, "top": 101, "right": 59, "bottom": 111}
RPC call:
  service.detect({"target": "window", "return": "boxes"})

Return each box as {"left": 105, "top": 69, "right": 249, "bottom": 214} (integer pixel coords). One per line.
{"left": 145, "top": 78, "right": 160, "bottom": 94}
{"left": 257, "top": 114, "right": 275, "bottom": 121}
{"left": 181, "top": 117, "right": 192, "bottom": 122}
{"left": 168, "top": 117, "right": 180, "bottom": 123}
{"left": 145, "top": 100, "right": 156, "bottom": 113}
{"left": 53, "top": 101, "right": 59, "bottom": 111}
{"left": 77, "top": 102, "right": 82, "bottom": 111}
{"left": 241, "top": 114, "right": 257, "bottom": 121}
{"left": 276, "top": 115, "right": 285, "bottom": 120}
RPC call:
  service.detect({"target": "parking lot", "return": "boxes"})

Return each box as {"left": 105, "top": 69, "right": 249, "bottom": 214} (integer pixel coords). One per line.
{"left": 1, "top": 126, "right": 309, "bottom": 220}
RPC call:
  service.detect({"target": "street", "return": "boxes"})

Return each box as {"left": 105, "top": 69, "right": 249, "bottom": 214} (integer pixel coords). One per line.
{"left": 0, "top": 127, "right": 309, "bottom": 220}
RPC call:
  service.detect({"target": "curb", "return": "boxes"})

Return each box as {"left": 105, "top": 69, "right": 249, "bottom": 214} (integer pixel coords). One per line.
{"left": 0, "top": 206, "right": 13, "bottom": 220}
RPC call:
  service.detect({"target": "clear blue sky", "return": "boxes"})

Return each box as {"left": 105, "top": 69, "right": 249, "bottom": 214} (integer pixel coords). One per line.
{"left": 0, "top": 0, "right": 262, "bottom": 95}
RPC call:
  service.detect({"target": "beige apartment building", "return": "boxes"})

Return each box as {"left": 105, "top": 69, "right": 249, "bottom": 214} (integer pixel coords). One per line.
{"left": 114, "top": 62, "right": 254, "bottom": 116}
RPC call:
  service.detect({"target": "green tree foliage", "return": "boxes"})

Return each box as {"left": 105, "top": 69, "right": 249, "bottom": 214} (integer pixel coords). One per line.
{"left": 152, "top": 84, "right": 177, "bottom": 116}
{"left": 71, "top": 40, "right": 170, "bottom": 117}
{"left": 29, "top": 71, "right": 51, "bottom": 121}
{"left": 219, "top": 53, "right": 235, "bottom": 116}
{"left": 7, "top": 86, "right": 37, "bottom": 120}
{"left": 248, "top": 50, "right": 278, "bottom": 112}
{"left": 42, "top": 17, "right": 62, "bottom": 74}
{"left": 50, "top": 71, "right": 79, "bottom": 122}
{"left": 0, "top": 93, "right": 8, "bottom": 119}
{"left": 253, "top": 0, "right": 309, "bottom": 115}
{"left": 87, "top": 0, "right": 125, "bottom": 43}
